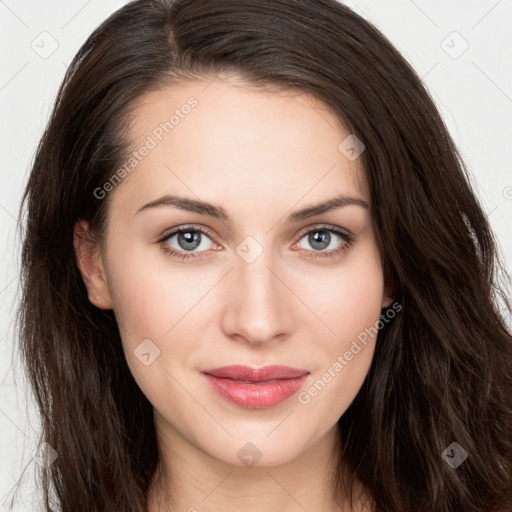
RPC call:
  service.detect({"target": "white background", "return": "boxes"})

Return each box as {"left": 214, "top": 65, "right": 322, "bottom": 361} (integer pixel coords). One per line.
{"left": 1, "top": 0, "right": 511, "bottom": 509}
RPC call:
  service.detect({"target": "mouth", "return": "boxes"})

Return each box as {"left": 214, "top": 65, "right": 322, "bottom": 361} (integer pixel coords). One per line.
{"left": 202, "top": 365, "right": 310, "bottom": 409}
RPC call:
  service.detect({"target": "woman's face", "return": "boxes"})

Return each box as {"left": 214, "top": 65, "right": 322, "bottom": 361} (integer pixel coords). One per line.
{"left": 77, "top": 75, "right": 393, "bottom": 467}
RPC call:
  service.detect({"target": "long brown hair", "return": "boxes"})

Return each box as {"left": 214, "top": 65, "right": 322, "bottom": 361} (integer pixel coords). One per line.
{"left": 14, "top": 0, "right": 512, "bottom": 510}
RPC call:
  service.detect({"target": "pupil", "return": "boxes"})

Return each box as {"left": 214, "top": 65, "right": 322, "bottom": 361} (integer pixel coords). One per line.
{"left": 310, "top": 231, "right": 330, "bottom": 250}
{"left": 178, "top": 231, "right": 200, "bottom": 251}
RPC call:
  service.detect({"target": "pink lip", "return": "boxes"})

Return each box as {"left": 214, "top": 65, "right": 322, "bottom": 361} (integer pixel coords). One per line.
{"left": 202, "top": 365, "right": 309, "bottom": 409}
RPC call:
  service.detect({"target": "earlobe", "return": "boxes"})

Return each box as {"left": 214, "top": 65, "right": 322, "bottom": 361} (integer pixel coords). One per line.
{"left": 73, "top": 219, "right": 113, "bottom": 310}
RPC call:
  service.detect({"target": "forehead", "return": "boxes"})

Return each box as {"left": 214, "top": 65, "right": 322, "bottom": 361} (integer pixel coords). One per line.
{"left": 108, "top": 75, "right": 368, "bottom": 217}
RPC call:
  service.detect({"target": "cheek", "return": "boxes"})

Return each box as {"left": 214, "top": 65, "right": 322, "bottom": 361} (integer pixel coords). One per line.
{"left": 104, "top": 249, "right": 201, "bottom": 401}
{"left": 105, "top": 241, "right": 204, "bottom": 339}
{"left": 306, "top": 244, "right": 385, "bottom": 346}
{"left": 295, "top": 246, "right": 384, "bottom": 412}
{"left": 108, "top": 269, "right": 165, "bottom": 340}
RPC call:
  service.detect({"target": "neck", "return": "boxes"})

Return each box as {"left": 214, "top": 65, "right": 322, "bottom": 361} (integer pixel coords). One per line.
{"left": 147, "top": 419, "right": 370, "bottom": 512}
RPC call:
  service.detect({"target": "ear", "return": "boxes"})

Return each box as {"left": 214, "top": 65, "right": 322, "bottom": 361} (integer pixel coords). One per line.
{"left": 73, "top": 219, "right": 113, "bottom": 310}
{"left": 381, "top": 277, "right": 395, "bottom": 309}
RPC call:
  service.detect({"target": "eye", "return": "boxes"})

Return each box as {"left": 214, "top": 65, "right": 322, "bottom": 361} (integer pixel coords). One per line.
{"left": 293, "top": 224, "right": 354, "bottom": 260}
{"left": 157, "top": 223, "right": 354, "bottom": 261}
{"left": 158, "top": 225, "right": 218, "bottom": 261}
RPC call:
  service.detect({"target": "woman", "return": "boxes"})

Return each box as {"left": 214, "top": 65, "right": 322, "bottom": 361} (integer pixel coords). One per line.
{"left": 15, "top": 0, "right": 512, "bottom": 510}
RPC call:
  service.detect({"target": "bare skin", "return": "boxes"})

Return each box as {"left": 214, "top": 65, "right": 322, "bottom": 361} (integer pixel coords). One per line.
{"left": 74, "top": 73, "right": 392, "bottom": 512}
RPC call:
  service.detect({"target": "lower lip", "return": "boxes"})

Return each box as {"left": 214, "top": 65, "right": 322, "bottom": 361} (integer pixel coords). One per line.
{"left": 203, "top": 374, "right": 308, "bottom": 409}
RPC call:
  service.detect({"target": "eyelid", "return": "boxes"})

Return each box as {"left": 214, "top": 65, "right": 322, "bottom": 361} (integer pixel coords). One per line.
{"left": 157, "top": 223, "right": 217, "bottom": 243}
{"left": 295, "top": 222, "right": 352, "bottom": 240}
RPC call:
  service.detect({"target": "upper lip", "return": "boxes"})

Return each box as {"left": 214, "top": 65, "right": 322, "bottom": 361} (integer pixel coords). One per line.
{"left": 203, "top": 365, "right": 309, "bottom": 382}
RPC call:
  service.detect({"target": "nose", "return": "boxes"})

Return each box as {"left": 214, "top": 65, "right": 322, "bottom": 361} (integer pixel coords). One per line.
{"left": 220, "top": 244, "right": 294, "bottom": 346}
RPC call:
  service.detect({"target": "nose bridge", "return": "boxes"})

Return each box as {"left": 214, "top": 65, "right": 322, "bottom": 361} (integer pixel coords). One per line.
{"left": 238, "top": 246, "right": 277, "bottom": 304}
{"left": 221, "top": 236, "right": 291, "bottom": 343}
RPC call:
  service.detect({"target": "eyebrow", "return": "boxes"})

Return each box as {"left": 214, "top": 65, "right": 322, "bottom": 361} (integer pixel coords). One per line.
{"left": 135, "top": 193, "right": 369, "bottom": 222}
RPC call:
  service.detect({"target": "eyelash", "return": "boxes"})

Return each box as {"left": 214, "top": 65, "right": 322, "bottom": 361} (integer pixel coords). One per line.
{"left": 157, "top": 223, "right": 354, "bottom": 261}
